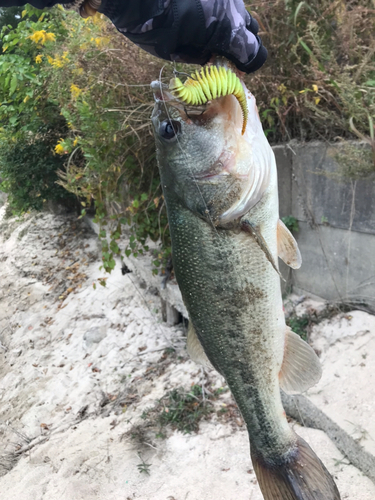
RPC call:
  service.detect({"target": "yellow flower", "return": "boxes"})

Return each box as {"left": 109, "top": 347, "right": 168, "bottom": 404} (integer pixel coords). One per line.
{"left": 67, "top": 121, "right": 74, "bottom": 129}
{"left": 70, "top": 84, "right": 83, "bottom": 100}
{"left": 51, "top": 56, "right": 64, "bottom": 68}
{"left": 45, "top": 32, "right": 56, "bottom": 43}
{"left": 73, "top": 138, "right": 78, "bottom": 146}
{"left": 312, "top": 84, "right": 318, "bottom": 92}
{"left": 35, "top": 54, "right": 43, "bottom": 64}
{"left": 29, "top": 30, "right": 56, "bottom": 45}
{"left": 46, "top": 55, "right": 66, "bottom": 68}
{"left": 23, "top": 95, "right": 30, "bottom": 103}
{"left": 54, "top": 139, "right": 66, "bottom": 155}
{"left": 314, "top": 97, "right": 321, "bottom": 105}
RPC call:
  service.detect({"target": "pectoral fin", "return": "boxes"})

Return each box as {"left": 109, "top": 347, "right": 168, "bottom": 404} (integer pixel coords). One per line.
{"left": 186, "top": 321, "right": 213, "bottom": 369}
{"left": 241, "top": 220, "right": 285, "bottom": 281}
{"left": 279, "top": 327, "right": 322, "bottom": 394}
{"left": 277, "top": 219, "right": 302, "bottom": 269}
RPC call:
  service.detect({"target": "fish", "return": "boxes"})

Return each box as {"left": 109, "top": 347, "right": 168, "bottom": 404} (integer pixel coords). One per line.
{"left": 150, "top": 69, "right": 341, "bottom": 500}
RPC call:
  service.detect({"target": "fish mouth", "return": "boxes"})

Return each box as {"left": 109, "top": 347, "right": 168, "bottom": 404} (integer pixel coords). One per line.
{"left": 151, "top": 78, "right": 270, "bottom": 225}
{"left": 151, "top": 80, "right": 244, "bottom": 136}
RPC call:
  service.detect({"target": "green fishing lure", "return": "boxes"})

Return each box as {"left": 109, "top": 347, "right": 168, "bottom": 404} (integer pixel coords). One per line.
{"left": 169, "top": 65, "right": 248, "bottom": 135}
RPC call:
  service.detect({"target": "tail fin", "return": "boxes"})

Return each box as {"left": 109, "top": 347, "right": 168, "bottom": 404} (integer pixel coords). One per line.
{"left": 251, "top": 435, "right": 341, "bottom": 500}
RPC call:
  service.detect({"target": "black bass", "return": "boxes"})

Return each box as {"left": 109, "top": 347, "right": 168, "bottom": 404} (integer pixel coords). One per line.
{"left": 150, "top": 72, "right": 341, "bottom": 500}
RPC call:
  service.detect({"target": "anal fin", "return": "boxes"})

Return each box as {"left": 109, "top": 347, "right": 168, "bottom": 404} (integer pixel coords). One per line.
{"left": 277, "top": 219, "right": 302, "bottom": 269}
{"left": 186, "top": 322, "right": 213, "bottom": 369}
{"left": 279, "top": 327, "right": 322, "bottom": 394}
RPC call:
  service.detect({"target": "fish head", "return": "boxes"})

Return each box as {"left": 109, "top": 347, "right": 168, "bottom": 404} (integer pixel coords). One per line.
{"left": 151, "top": 79, "right": 273, "bottom": 225}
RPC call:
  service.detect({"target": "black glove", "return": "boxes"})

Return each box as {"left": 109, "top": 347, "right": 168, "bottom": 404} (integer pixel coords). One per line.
{"left": 99, "top": 0, "right": 267, "bottom": 74}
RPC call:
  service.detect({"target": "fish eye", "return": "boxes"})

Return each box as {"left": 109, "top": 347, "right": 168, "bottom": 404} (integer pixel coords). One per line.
{"left": 159, "top": 120, "right": 180, "bottom": 141}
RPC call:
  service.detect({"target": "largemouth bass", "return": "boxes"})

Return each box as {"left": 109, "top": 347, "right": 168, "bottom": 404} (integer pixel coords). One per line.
{"left": 150, "top": 71, "right": 341, "bottom": 500}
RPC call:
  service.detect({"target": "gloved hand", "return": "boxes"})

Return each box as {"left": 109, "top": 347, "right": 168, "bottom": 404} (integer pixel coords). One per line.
{"left": 2, "top": 0, "right": 267, "bottom": 73}
{"left": 87, "top": 0, "right": 267, "bottom": 74}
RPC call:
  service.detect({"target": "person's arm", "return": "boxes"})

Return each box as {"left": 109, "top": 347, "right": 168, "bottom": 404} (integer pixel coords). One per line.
{"left": 0, "top": 0, "right": 267, "bottom": 73}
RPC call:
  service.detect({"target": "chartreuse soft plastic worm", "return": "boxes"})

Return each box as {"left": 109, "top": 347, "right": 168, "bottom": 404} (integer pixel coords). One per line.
{"left": 169, "top": 65, "right": 248, "bottom": 135}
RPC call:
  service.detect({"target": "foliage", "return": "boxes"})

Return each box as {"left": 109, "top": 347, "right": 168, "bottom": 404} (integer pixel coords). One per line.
{"left": 136, "top": 453, "right": 151, "bottom": 475}
{"left": 139, "top": 384, "right": 214, "bottom": 437}
{"left": 157, "top": 385, "right": 213, "bottom": 434}
{"left": 281, "top": 215, "right": 299, "bottom": 233}
{"left": 334, "top": 143, "right": 374, "bottom": 179}
{"left": 0, "top": 6, "right": 23, "bottom": 32}
{"left": 0, "top": 6, "right": 170, "bottom": 273}
{"left": 286, "top": 313, "right": 309, "bottom": 341}
{"left": 246, "top": 0, "right": 375, "bottom": 143}
{"left": 0, "top": 127, "right": 74, "bottom": 213}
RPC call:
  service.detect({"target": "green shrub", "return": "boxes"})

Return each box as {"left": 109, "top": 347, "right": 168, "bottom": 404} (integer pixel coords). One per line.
{"left": 0, "top": 127, "right": 74, "bottom": 214}
{"left": 281, "top": 216, "right": 299, "bottom": 233}
{"left": 246, "top": 0, "right": 375, "bottom": 143}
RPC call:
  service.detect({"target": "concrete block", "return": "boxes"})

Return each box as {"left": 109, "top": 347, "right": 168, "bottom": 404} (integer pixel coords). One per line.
{"left": 290, "top": 142, "right": 375, "bottom": 234}
{"left": 274, "top": 145, "right": 292, "bottom": 218}
{"left": 291, "top": 221, "right": 375, "bottom": 309}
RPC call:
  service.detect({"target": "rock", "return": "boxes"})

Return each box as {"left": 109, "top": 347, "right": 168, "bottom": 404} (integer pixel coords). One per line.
{"left": 83, "top": 326, "right": 107, "bottom": 350}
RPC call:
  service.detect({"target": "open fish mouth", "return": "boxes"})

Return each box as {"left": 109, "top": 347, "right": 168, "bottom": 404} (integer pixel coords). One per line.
{"left": 150, "top": 79, "right": 245, "bottom": 137}
{"left": 151, "top": 74, "right": 273, "bottom": 225}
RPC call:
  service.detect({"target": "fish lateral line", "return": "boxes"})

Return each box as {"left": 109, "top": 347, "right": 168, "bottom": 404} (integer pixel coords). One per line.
{"left": 241, "top": 219, "right": 285, "bottom": 281}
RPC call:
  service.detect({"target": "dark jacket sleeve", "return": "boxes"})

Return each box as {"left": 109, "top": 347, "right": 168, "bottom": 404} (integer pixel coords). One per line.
{"left": 99, "top": 0, "right": 267, "bottom": 73}
{"left": 0, "top": 0, "right": 267, "bottom": 73}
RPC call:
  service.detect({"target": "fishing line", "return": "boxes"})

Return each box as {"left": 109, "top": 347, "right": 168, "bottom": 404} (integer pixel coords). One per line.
{"left": 156, "top": 64, "right": 272, "bottom": 304}
{"left": 157, "top": 64, "right": 221, "bottom": 236}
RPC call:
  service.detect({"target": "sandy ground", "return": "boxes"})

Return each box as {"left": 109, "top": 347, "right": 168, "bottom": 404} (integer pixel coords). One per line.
{"left": 0, "top": 207, "right": 374, "bottom": 499}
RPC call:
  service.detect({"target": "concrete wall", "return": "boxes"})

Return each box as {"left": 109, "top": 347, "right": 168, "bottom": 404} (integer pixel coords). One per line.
{"left": 274, "top": 142, "right": 375, "bottom": 310}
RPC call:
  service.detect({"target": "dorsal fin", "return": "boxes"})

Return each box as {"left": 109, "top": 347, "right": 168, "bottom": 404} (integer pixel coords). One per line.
{"left": 277, "top": 219, "right": 302, "bottom": 269}
{"left": 279, "top": 327, "right": 322, "bottom": 394}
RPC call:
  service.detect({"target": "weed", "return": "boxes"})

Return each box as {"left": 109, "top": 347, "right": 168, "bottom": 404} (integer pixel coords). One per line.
{"left": 286, "top": 313, "right": 310, "bottom": 341}
{"left": 281, "top": 216, "right": 299, "bottom": 233}
{"left": 345, "top": 420, "right": 371, "bottom": 443}
{"left": 136, "top": 453, "right": 151, "bottom": 475}
{"left": 246, "top": 1, "right": 375, "bottom": 143}
{"left": 158, "top": 385, "right": 214, "bottom": 434}
{"left": 334, "top": 143, "right": 374, "bottom": 180}
{"left": 332, "top": 457, "right": 351, "bottom": 467}
{"left": 125, "top": 384, "right": 215, "bottom": 445}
